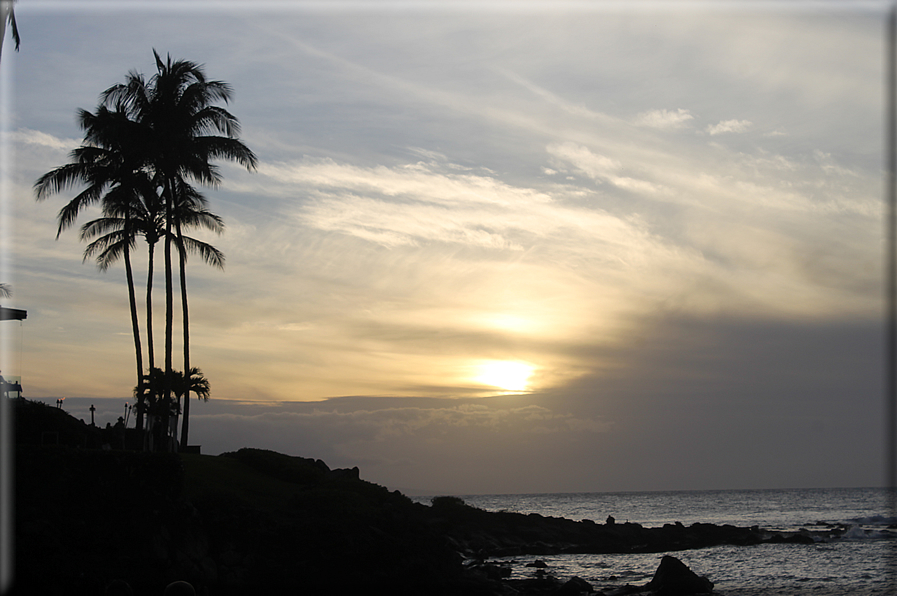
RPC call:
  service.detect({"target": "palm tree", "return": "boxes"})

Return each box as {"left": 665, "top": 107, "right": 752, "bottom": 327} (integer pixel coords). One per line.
{"left": 34, "top": 104, "right": 154, "bottom": 430}
{"left": 0, "top": 284, "right": 9, "bottom": 298}
{"left": 79, "top": 206, "right": 146, "bottom": 425}
{"left": 169, "top": 179, "right": 224, "bottom": 449}
{"left": 141, "top": 190, "right": 163, "bottom": 380}
{"left": 134, "top": 365, "right": 210, "bottom": 451}
{"left": 78, "top": 184, "right": 162, "bottom": 432}
{"left": 178, "top": 366, "right": 211, "bottom": 402}
{"left": 103, "top": 51, "right": 257, "bottom": 447}
{"left": 36, "top": 52, "right": 254, "bottom": 450}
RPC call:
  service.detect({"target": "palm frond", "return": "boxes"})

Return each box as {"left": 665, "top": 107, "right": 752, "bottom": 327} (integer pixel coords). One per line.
{"left": 173, "top": 234, "right": 225, "bottom": 270}
{"left": 191, "top": 105, "right": 241, "bottom": 137}
{"left": 194, "top": 136, "right": 258, "bottom": 171}
{"left": 8, "top": 1, "right": 19, "bottom": 51}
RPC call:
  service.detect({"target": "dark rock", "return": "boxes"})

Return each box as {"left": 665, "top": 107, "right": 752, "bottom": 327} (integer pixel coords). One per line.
{"left": 605, "top": 586, "right": 642, "bottom": 596}
{"left": 526, "top": 559, "right": 549, "bottom": 568}
{"left": 766, "top": 532, "right": 815, "bottom": 544}
{"left": 644, "top": 555, "right": 713, "bottom": 596}
{"left": 466, "top": 561, "right": 512, "bottom": 581}
{"left": 327, "top": 466, "right": 360, "bottom": 480}
{"left": 558, "top": 576, "right": 593, "bottom": 595}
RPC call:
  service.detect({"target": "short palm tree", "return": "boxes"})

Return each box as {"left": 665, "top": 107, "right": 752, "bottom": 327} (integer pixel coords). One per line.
{"left": 134, "top": 365, "right": 210, "bottom": 450}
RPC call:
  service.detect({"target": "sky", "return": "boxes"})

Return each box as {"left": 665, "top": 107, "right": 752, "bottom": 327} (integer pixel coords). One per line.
{"left": 0, "top": 0, "right": 889, "bottom": 495}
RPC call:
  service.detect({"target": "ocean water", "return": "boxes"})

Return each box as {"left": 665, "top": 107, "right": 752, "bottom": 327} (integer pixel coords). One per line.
{"left": 413, "top": 487, "right": 897, "bottom": 595}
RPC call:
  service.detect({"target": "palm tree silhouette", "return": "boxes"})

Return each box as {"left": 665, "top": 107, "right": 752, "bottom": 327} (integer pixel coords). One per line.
{"left": 135, "top": 366, "right": 210, "bottom": 451}
{"left": 36, "top": 52, "right": 255, "bottom": 451}
{"left": 169, "top": 179, "right": 224, "bottom": 449}
{"left": 34, "top": 104, "right": 155, "bottom": 430}
{"left": 79, "top": 198, "right": 155, "bottom": 430}
{"left": 104, "top": 51, "right": 257, "bottom": 448}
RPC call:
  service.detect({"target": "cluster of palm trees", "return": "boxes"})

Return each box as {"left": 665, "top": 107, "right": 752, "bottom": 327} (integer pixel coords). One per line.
{"left": 34, "top": 51, "right": 257, "bottom": 451}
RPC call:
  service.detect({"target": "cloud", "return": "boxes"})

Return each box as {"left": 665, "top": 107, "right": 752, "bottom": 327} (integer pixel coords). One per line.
{"left": 249, "top": 155, "right": 673, "bottom": 269}
{"left": 635, "top": 109, "right": 694, "bottom": 129}
{"left": 186, "top": 397, "right": 609, "bottom": 455}
{"left": 706, "top": 119, "right": 752, "bottom": 135}
{"left": 11, "top": 128, "right": 80, "bottom": 152}
{"left": 495, "top": 67, "right": 614, "bottom": 122}
{"left": 546, "top": 142, "right": 664, "bottom": 195}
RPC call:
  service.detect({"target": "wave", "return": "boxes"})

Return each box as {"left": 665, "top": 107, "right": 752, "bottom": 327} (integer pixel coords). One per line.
{"left": 845, "top": 514, "right": 897, "bottom": 526}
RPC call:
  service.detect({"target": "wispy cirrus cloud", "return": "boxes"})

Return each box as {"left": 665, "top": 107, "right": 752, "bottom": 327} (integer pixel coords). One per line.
{"left": 11, "top": 128, "right": 80, "bottom": 152}
{"left": 546, "top": 142, "right": 665, "bottom": 196}
{"left": 251, "top": 155, "right": 666, "bottom": 263}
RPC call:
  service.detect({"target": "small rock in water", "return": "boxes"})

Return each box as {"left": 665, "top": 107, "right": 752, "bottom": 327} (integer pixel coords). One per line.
{"left": 526, "top": 559, "right": 548, "bottom": 568}
{"left": 644, "top": 555, "right": 713, "bottom": 595}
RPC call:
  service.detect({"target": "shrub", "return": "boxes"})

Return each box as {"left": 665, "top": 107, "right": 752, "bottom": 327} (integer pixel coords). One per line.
{"left": 431, "top": 495, "right": 467, "bottom": 509}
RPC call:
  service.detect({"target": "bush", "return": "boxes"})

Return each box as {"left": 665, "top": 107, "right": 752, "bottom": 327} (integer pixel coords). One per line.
{"left": 431, "top": 495, "right": 467, "bottom": 508}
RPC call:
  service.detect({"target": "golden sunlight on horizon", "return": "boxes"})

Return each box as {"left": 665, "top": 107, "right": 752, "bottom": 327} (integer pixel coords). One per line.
{"left": 474, "top": 360, "right": 535, "bottom": 392}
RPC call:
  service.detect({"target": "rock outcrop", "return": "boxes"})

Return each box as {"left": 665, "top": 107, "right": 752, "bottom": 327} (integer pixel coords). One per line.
{"left": 644, "top": 555, "right": 713, "bottom": 595}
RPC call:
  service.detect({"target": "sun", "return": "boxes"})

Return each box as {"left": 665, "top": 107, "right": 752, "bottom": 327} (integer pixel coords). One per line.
{"left": 475, "top": 361, "right": 534, "bottom": 392}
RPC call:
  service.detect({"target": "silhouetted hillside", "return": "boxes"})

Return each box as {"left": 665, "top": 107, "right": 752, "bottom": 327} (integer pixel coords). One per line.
{"left": 12, "top": 399, "right": 818, "bottom": 595}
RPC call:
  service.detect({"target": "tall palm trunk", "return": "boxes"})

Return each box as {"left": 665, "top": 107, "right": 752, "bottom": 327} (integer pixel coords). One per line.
{"left": 123, "top": 235, "right": 144, "bottom": 433}
{"left": 139, "top": 236, "right": 156, "bottom": 434}
{"left": 177, "top": 221, "right": 191, "bottom": 450}
{"left": 145, "top": 239, "right": 156, "bottom": 372}
{"left": 162, "top": 177, "right": 175, "bottom": 452}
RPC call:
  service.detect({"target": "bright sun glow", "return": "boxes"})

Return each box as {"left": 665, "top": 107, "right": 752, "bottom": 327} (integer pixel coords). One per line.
{"left": 475, "top": 361, "right": 534, "bottom": 392}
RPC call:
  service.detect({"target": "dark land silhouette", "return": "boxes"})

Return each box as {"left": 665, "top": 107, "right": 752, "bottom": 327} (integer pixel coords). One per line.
{"left": 13, "top": 398, "right": 832, "bottom": 595}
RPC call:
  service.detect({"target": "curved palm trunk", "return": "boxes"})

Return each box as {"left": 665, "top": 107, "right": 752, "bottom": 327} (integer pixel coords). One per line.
{"left": 123, "top": 238, "right": 144, "bottom": 434}
{"left": 177, "top": 223, "right": 191, "bottom": 451}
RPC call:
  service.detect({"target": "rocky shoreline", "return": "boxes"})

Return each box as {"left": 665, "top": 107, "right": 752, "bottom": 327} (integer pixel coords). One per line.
{"left": 10, "top": 400, "right": 847, "bottom": 595}
{"left": 427, "top": 494, "right": 827, "bottom": 561}
{"left": 13, "top": 445, "right": 841, "bottom": 595}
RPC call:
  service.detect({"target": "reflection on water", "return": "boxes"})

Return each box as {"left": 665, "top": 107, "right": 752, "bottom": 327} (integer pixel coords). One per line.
{"left": 415, "top": 487, "right": 895, "bottom": 593}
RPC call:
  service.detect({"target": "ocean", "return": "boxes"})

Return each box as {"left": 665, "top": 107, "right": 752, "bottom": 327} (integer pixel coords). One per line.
{"left": 412, "top": 487, "right": 896, "bottom": 595}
